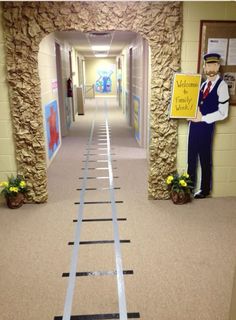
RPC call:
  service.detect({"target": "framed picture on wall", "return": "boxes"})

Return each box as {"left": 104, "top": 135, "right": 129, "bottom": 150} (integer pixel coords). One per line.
{"left": 44, "top": 100, "right": 61, "bottom": 162}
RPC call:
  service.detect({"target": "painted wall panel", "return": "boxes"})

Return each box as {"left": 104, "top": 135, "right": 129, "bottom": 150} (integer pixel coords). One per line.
{"left": 38, "top": 33, "right": 75, "bottom": 167}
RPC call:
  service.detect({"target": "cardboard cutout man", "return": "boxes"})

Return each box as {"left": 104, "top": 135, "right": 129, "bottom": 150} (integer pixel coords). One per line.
{"left": 187, "top": 53, "right": 230, "bottom": 199}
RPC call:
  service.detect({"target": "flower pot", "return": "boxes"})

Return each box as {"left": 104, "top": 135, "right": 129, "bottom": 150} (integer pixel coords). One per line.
{"left": 6, "top": 193, "right": 25, "bottom": 209}
{"left": 170, "top": 190, "right": 191, "bottom": 205}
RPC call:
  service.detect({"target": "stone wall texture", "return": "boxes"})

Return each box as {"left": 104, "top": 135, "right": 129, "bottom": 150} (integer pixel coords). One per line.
{"left": 2, "top": 1, "right": 182, "bottom": 202}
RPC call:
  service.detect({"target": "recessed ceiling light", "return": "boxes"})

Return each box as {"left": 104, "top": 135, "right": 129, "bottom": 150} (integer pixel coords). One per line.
{"left": 92, "top": 45, "right": 110, "bottom": 51}
{"left": 94, "top": 53, "right": 108, "bottom": 58}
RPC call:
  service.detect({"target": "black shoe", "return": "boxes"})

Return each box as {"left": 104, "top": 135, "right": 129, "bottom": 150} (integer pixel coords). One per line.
{"left": 194, "top": 192, "right": 209, "bottom": 199}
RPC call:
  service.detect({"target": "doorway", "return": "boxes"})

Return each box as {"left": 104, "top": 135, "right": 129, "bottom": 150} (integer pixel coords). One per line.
{"left": 3, "top": 1, "right": 182, "bottom": 202}
{"left": 55, "top": 42, "right": 67, "bottom": 137}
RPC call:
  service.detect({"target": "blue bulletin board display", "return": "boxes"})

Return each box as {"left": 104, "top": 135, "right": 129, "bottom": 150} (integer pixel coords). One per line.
{"left": 44, "top": 100, "right": 60, "bottom": 161}
{"left": 133, "top": 95, "right": 141, "bottom": 142}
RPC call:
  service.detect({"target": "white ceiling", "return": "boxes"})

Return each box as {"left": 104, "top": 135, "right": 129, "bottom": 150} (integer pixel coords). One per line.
{"left": 54, "top": 30, "right": 138, "bottom": 57}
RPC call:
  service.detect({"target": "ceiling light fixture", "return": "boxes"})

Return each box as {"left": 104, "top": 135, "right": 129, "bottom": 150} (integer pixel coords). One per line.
{"left": 91, "top": 45, "right": 110, "bottom": 51}
{"left": 94, "top": 53, "right": 108, "bottom": 58}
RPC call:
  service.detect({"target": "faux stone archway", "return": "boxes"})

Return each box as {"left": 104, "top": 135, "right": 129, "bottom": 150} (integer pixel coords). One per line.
{"left": 3, "top": 1, "right": 182, "bottom": 203}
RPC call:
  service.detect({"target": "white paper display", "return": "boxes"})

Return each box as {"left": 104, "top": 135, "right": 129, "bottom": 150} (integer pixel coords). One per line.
{"left": 207, "top": 38, "right": 228, "bottom": 65}
{"left": 227, "top": 39, "right": 236, "bottom": 66}
{"left": 224, "top": 73, "right": 236, "bottom": 96}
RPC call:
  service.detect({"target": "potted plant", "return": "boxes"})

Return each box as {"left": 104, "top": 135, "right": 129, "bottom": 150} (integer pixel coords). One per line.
{"left": 166, "top": 172, "right": 193, "bottom": 204}
{"left": 0, "top": 175, "right": 27, "bottom": 209}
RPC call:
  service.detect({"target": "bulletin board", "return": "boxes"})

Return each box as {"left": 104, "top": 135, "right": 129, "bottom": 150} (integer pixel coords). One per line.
{"left": 198, "top": 20, "right": 236, "bottom": 105}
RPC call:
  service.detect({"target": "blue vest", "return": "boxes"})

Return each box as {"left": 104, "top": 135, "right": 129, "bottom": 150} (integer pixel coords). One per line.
{"left": 199, "top": 78, "right": 222, "bottom": 116}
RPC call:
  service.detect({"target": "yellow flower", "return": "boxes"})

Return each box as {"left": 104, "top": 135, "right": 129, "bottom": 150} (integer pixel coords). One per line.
{"left": 20, "top": 181, "right": 26, "bottom": 188}
{"left": 166, "top": 175, "right": 174, "bottom": 184}
{"left": 183, "top": 173, "right": 189, "bottom": 178}
{"left": 9, "top": 186, "right": 19, "bottom": 193}
{"left": 179, "top": 180, "right": 187, "bottom": 187}
{"left": 0, "top": 181, "right": 9, "bottom": 188}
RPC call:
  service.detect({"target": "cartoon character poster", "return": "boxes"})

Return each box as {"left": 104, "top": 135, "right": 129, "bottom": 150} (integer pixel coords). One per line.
{"left": 45, "top": 100, "right": 60, "bottom": 161}
{"left": 95, "top": 65, "right": 114, "bottom": 93}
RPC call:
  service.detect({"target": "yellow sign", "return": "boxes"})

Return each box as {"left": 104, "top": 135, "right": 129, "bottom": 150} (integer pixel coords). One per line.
{"left": 169, "top": 73, "right": 202, "bottom": 118}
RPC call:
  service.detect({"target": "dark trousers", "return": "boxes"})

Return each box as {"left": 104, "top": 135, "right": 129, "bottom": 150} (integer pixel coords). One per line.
{"left": 187, "top": 122, "right": 215, "bottom": 195}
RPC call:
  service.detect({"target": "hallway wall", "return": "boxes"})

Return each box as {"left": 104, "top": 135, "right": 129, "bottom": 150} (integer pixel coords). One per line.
{"left": 178, "top": 1, "right": 236, "bottom": 197}
{"left": 56, "top": 38, "right": 74, "bottom": 133}
{"left": 122, "top": 34, "right": 149, "bottom": 147}
{"left": 38, "top": 33, "right": 62, "bottom": 167}
{"left": 122, "top": 47, "right": 130, "bottom": 124}
{"left": 0, "top": 4, "right": 17, "bottom": 183}
{"left": 38, "top": 33, "right": 85, "bottom": 167}
{"left": 71, "top": 49, "right": 85, "bottom": 117}
{"left": 131, "top": 34, "right": 148, "bottom": 147}
{"left": 71, "top": 49, "right": 84, "bottom": 88}
{"left": 117, "top": 54, "right": 126, "bottom": 114}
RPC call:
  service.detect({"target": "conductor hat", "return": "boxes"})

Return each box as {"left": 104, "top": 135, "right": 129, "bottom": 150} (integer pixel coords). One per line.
{"left": 204, "top": 53, "right": 221, "bottom": 63}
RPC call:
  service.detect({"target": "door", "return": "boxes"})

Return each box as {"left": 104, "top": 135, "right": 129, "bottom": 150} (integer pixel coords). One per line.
{"left": 55, "top": 42, "right": 67, "bottom": 137}
{"left": 128, "top": 47, "right": 133, "bottom": 127}
{"left": 69, "top": 50, "right": 75, "bottom": 121}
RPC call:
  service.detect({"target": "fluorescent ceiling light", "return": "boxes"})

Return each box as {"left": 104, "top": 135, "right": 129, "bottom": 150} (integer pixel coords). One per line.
{"left": 92, "top": 45, "right": 110, "bottom": 51}
{"left": 94, "top": 53, "right": 108, "bottom": 58}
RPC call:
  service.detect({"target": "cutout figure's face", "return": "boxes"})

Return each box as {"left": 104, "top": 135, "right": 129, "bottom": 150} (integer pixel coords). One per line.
{"left": 204, "top": 62, "right": 220, "bottom": 79}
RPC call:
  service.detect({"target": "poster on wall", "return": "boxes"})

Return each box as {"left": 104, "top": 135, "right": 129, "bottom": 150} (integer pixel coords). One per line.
{"left": 207, "top": 38, "right": 228, "bottom": 65}
{"left": 224, "top": 72, "right": 236, "bottom": 95}
{"left": 133, "top": 95, "right": 140, "bottom": 141}
{"left": 51, "top": 79, "right": 58, "bottom": 93}
{"left": 169, "top": 73, "right": 201, "bottom": 119}
{"left": 95, "top": 64, "right": 115, "bottom": 93}
{"left": 44, "top": 100, "right": 60, "bottom": 161}
{"left": 227, "top": 39, "right": 236, "bottom": 65}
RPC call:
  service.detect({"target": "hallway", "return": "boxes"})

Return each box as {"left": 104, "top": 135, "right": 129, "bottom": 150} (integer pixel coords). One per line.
{"left": 0, "top": 98, "right": 236, "bottom": 320}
